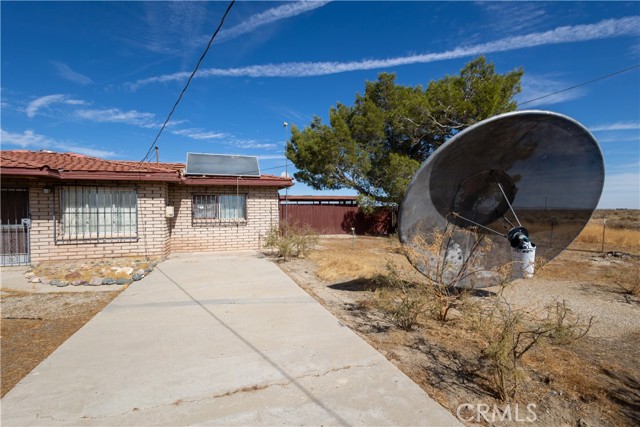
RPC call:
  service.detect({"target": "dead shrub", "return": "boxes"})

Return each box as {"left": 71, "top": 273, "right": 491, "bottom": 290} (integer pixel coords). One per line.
{"left": 374, "top": 287, "right": 425, "bottom": 331}
{"left": 545, "top": 300, "right": 594, "bottom": 345}
{"left": 605, "top": 259, "right": 640, "bottom": 297}
{"left": 405, "top": 228, "right": 506, "bottom": 322}
{"left": 477, "top": 291, "right": 593, "bottom": 401}
{"left": 264, "top": 223, "right": 318, "bottom": 261}
{"left": 371, "top": 262, "right": 425, "bottom": 330}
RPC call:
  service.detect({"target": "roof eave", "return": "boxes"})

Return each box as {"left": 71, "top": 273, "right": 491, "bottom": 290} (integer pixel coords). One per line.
{"left": 0, "top": 167, "right": 61, "bottom": 179}
{"left": 0, "top": 168, "right": 180, "bottom": 182}
{"left": 180, "top": 176, "right": 293, "bottom": 188}
{"left": 1, "top": 167, "right": 293, "bottom": 187}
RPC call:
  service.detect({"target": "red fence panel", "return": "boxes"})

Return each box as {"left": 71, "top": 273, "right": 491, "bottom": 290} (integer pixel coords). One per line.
{"left": 280, "top": 203, "right": 396, "bottom": 235}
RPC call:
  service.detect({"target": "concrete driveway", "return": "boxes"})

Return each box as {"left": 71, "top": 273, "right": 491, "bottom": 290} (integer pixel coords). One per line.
{"left": 1, "top": 252, "right": 461, "bottom": 426}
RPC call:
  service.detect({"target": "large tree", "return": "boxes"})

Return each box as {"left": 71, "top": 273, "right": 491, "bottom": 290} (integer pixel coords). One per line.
{"left": 286, "top": 56, "right": 523, "bottom": 204}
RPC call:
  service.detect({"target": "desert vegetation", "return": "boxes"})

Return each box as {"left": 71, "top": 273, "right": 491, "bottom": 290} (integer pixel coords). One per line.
{"left": 279, "top": 209, "right": 640, "bottom": 426}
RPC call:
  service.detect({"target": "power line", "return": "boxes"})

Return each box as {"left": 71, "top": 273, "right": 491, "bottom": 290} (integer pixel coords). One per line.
{"left": 140, "top": 0, "right": 236, "bottom": 163}
{"left": 519, "top": 63, "right": 640, "bottom": 106}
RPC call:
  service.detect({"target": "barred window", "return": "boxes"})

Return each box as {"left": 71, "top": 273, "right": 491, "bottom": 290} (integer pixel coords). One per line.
{"left": 56, "top": 186, "right": 138, "bottom": 243}
{"left": 192, "top": 194, "right": 246, "bottom": 224}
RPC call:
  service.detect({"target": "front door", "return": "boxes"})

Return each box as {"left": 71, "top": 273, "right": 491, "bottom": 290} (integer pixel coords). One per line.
{"left": 1, "top": 188, "right": 31, "bottom": 266}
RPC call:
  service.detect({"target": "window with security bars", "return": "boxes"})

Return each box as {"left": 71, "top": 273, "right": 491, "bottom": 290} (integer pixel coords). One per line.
{"left": 192, "top": 194, "right": 246, "bottom": 225}
{"left": 56, "top": 186, "right": 138, "bottom": 243}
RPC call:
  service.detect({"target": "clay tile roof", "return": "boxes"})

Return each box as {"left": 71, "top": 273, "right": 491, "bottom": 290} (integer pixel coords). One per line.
{"left": 0, "top": 150, "right": 177, "bottom": 173}
{"left": 0, "top": 150, "right": 293, "bottom": 188}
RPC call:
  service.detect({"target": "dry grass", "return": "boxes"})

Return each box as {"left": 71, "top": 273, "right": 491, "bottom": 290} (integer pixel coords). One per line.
{"left": 310, "top": 237, "right": 410, "bottom": 282}
{"left": 576, "top": 223, "right": 640, "bottom": 247}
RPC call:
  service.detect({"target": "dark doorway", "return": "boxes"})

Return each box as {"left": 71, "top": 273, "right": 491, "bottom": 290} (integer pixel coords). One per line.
{"left": 1, "top": 188, "right": 31, "bottom": 266}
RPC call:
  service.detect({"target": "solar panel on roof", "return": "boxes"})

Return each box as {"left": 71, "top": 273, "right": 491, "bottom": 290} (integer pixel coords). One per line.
{"left": 184, "top": 153, "right": 260, "bottom": 177}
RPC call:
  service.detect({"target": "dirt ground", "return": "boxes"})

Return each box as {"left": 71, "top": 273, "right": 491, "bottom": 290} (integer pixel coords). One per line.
{"left": 279, "top": 236, "right": 640, "bottom": 427}
{"left": 0, "top": 290, "right": 119, "bottom": 397}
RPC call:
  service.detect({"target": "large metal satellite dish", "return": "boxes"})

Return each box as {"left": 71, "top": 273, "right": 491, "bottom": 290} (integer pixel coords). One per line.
{"left": 399, "top": 110, "right": 604, "bottom": 287}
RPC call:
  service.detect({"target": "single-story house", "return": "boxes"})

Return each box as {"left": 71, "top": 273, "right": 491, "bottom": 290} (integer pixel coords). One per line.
{"left": 0, "top": 150, "right": 292, "bottom": 266}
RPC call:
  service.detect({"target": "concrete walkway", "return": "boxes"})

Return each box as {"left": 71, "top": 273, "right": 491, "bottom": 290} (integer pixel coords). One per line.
{"left": 1, "top": 252, "right": 461, "bottom": 426}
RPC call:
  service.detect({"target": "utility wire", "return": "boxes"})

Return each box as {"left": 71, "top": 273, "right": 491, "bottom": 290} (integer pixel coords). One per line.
{"left": 140, "top": 0, "right": 236, "bottom": 163}
{"left": 519, "top": 63, "right": 640, "bottom": 106}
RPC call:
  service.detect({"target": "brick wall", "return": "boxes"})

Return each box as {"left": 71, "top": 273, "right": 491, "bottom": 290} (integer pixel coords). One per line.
{"left": 168, "top": 184, "right": 280, "bottom": 252}
{"left": 1, "top": 178, "right": 281, "bottom": 263}
{"left": 11, "top": 180, "right": 171, "bottom": 263}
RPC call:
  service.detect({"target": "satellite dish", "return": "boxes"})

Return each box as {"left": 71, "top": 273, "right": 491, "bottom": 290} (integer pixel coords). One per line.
{"left": 399, "top": 110, "right": 604, "bottom": 287}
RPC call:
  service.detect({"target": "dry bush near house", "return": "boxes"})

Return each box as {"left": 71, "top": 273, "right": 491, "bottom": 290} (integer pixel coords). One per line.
{"left": 264, "top": 223, "right": 319, "bottom": 261}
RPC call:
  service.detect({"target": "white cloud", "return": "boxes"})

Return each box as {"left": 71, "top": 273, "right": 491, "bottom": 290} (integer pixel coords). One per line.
{"left": 51, "top": 61, "right": 93, "bottom": 85}
{"left": 478, "top": 2, "right": 548, "bottom": 35}
{"left": 0, "top": 128, "right": 116, "bottom": 158}
{"left": 139, "top": 1, "right": 211, "bottom": 55}
{"left": 216, "top": 1, "right": 331, "bottom": 43}
{"left": 26, "top": 94, "right": 87, "bottom": 118}
{"left": 23, "top": 97, "right": 204, "bottom": 137}
{"left": 597, "top": 135, "right": 640, "bottom": 143}
{"left": 257, "top": 155, "right": 287, "bottom": 160}
{"left": 517, "top": 75, "right": 586, "bottom": 107}
{"left": 590, "top": 121, "right": 640, "bottom": 132}
{"left": 171, "top": 128, "right": 227, "bottom": 140}
{"left": 131, "top": 15, "right": 640, "bottom": 87}
{"left": 74, "top": 108, "right": 157, "bottom": 128}
{"left": 230, "top": 139, "right": 277, "bottom": 149}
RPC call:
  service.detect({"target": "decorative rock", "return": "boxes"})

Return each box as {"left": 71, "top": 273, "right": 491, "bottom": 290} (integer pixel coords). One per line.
{"left": 50, "top": 279, "right": 61, "bottom": 287}
{"left": 132, "top": 273, "right": 144, "bottom": 281}
{"left": 31, "top": 277, "right": 41, "bottom": 283}
{"left": 89, "top": 277, "right": 103, "bottom": 286}
{"left": 144, "top": 268, "right": 153, "bottom": 274}
{"left": 135, "top": 269, "right": 145, "bottom": 276}
{"left": 102, "top": 278, "right": 117, "bottom": 285}
{"left": 56, "top": 281, "right": 69, "bottom": 287}
{"left": 25, "top": 272, "right": 35, "bottom": 278}
{"left": 71, "top": 280, "right": 85, "bottom": 286}
{"left": 40, "top": 277, "right": 50, "bottom": 285}
{"left": 116, "top": 278, "right": 130, "bottom": 285}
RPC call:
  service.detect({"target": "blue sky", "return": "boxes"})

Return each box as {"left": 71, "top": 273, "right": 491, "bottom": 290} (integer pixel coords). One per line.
{"left": 1, "top": 1, "right": 639, "bottom": 208}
